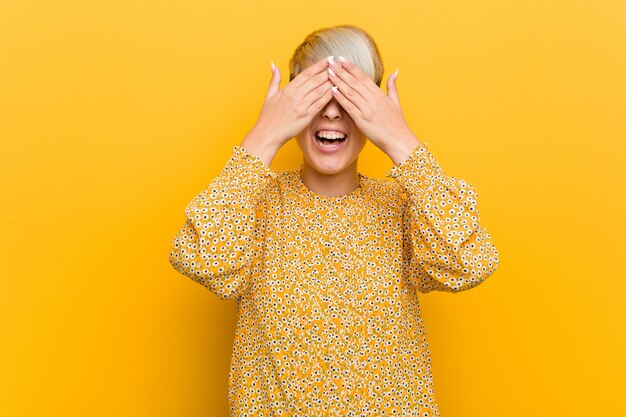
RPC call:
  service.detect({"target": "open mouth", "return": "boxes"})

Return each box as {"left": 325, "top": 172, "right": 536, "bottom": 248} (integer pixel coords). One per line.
{"left": 314, "top": 130, "right": 348, "bottom": 148}
{"left": 315, "top": 135, "right": 347, "bottom": 145}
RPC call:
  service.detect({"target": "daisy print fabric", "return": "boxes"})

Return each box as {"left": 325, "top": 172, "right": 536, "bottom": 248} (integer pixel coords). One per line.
{"left": 169, "top": 143, "right": 499, "bottom": 416}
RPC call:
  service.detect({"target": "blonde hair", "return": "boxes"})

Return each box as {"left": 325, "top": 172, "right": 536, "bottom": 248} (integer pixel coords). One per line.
{"left": 289, "top": 24, "right": 385, "bottom": 87}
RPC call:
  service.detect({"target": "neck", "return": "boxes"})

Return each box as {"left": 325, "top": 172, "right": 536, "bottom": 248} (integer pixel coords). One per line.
{"left": 301, "top": 159, "right": 360, "bottom": 198}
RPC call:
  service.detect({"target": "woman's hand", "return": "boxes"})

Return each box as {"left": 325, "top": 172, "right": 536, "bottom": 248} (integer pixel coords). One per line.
{"left": 327, "top": 56, "right": 422, "bottom": 164}
{"left": 241, "top": 57, "right": 335, "bottom": 166}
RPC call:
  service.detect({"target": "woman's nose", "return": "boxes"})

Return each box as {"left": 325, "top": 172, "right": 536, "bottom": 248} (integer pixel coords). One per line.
{"left": 321, "top": 97, "right": 343, "bottom": 119}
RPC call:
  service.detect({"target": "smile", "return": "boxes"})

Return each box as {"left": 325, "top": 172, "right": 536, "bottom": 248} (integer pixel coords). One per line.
{"left": 313, "top": 130, "right": 348, "bottom": 153}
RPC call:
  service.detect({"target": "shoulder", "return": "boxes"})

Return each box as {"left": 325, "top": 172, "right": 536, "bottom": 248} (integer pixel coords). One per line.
{"left": 255, "top": 168, "right": 297, "bottom": 206}
{"left": 360, "top": 174, "right": 407, "bottom": 215}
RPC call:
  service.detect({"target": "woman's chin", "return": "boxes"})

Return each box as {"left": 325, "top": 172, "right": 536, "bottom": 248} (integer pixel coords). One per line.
{"left": 307, "top": 155, "right": 350, "bottom": 175}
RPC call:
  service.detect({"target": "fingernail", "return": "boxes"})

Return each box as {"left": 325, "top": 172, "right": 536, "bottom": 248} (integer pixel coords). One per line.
{"left": 270, "top": 61, "right": 276, "bottom": 73}
{"left": 338, "top": 56, "right": 348, "bottom": 65}
{"left": 328, "top": 67, "right": 336, "bottom": 77}
{"left": 394, "top": 68, "right": 399, "bottom": 79}
{"left": 332, "top": 85, "right": 339, "bottom": 94}
{"left": 328, "top": 56, "right": 337, "bottom": 67}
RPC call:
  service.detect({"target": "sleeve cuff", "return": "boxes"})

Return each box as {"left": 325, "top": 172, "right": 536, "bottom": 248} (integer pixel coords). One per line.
{"left": 385, "top": 141, "right": 445, "bottom": 196}
{"left": 233, "top": 145, "right": 279, "bottom": 180}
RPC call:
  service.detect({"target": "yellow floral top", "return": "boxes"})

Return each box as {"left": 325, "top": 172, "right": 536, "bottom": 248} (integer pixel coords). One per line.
{"left": 169, "top": 143, "right": 499, "bottom": 416}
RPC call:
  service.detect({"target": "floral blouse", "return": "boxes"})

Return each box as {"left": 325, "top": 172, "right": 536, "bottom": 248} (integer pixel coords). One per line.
{"left": 169, "top": 143, "right": 499, "bottom": 416}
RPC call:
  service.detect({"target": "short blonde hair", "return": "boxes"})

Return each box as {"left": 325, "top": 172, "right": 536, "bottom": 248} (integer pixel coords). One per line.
{"left": 289, "top": 24, "right": 385, "bottom": 87}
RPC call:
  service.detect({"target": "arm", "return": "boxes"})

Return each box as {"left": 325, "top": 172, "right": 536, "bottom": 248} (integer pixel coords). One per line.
{"left": 386, "top": 142, "right": 500, "bottom": 293}
{"left": 168, "top": 145, "right": 277, "bottom": 300}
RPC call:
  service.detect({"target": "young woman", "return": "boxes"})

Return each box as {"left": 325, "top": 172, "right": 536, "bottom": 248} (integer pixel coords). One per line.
{"left": 169, "top": 24, "right": 499, "bottom": 417}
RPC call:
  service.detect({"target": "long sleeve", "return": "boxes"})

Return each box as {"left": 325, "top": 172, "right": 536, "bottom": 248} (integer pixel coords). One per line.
{"left": 168, "top": 145, "right": 278, "bottom": 300}
{"left": 386, "top": 142, "right": 499, "bottom": 293}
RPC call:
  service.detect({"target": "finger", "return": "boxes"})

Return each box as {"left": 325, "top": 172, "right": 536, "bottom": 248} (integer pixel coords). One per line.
{"left": 329, "top": 60, "right": 372, "bottom": 104}
{"left": 330, "top": 85, "right": 363, "bottom": 120}
{"left": 328, "top": 66, "right": 369, "bottom": 114}
{"left": 306, "top": 81, "right": 334, "bottom": 114}
{"left": 336, "top": 56, "right": 379, "bottom": 95}
{"left": 386, "top": 68, "right": 400, "bottom": 107}
{"left": 290, "top": 55, "right": 331, "bottom": 88}
{"left": 265, "top": 61, "right": 281, "bottom": 101}
{"left": 300, "top": 68, "right": 331, "bottom": 101}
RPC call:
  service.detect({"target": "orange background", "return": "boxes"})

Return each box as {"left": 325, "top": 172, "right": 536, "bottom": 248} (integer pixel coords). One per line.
{"left": 1, "top": 1, "right": 625, "bottom": 416}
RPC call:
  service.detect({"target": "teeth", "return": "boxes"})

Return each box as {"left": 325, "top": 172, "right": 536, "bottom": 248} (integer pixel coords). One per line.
{"left": 316, "top": 139, "right": 343, "bottom": 147}
{"left": 316, "top": 130, "right": 346, "bottom": 139}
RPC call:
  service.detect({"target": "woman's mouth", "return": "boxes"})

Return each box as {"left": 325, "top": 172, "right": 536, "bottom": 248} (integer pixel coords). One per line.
{"left": 313, "top": 130, "right": 348, "bottom": 153}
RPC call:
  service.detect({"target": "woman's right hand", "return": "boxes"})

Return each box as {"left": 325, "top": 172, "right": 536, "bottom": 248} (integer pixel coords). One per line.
{"left": 241, "top": 57, "right": 335, "bottom": 165}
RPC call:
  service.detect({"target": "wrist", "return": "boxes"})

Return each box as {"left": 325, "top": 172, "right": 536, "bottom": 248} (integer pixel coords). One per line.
{"left": 385, "top": 132, "right": 422, "bottom": 166}
{"left": 241, "top": 126, "right": 282, "bottom": 167}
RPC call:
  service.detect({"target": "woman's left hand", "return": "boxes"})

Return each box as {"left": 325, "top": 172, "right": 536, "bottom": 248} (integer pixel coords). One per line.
{"left": 327, "top": 56, "right": 422, "bottom": 164}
